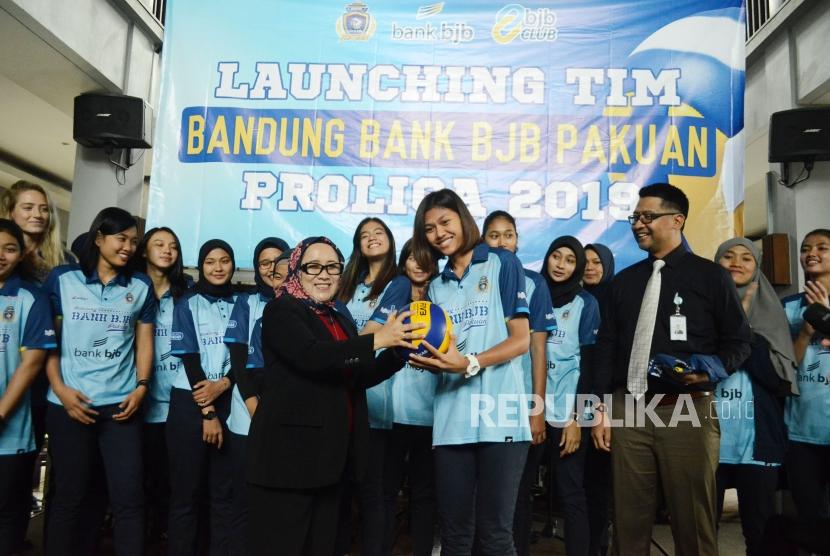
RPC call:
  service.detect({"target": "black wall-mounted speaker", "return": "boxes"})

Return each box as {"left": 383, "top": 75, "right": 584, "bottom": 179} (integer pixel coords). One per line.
{"left": 73, "top": 93, "right": 151, "bottom": 149}
{"left": 769, "top": 107, "right": 830, "bottom": 163}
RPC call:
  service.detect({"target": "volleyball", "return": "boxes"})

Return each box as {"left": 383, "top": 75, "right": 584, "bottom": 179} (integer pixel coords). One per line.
{"left": 398, "top": 300, "right": 453, "bottom": 357}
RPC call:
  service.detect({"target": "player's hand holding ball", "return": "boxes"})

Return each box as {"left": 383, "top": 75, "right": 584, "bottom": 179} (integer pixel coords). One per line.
{"left": 401, "top": 301, "right": 466, "bottom": 373}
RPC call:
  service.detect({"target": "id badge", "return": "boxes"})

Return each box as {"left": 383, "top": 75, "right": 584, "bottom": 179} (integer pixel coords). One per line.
{"left": 670, "top": 314, "right": 687, "bottom": 341}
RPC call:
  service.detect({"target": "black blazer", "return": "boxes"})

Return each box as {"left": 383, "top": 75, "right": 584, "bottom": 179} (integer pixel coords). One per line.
{"left": 247, "top": 295, "right": 405, "bottom": 490}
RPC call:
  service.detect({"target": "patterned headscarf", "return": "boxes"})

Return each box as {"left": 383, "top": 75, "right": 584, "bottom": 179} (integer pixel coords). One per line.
{"left": 276, "top": 236, "right": 344, "bottom": 314}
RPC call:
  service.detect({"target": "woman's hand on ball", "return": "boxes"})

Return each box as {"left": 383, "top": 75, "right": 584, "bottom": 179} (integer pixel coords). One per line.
{"left": 373, "top": 311, "right": 422, "bottom": 351}
{"left": 409, "top": 333, "right": 467, "bottom": 373}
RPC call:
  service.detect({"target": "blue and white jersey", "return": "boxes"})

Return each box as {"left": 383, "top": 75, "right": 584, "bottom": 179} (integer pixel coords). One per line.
{"left": 224, "top": 293, "right": 269, "bottom": 436}
{"left": 783, "top": 294, "right": 830, "bottom": 445}
{"left": 346, "top": 274, "right": 410, "bottom": 430}
{"left": 715, "top": 369, "right": 777, "bottom": 465}
{"left": 428, "top": 243, "right": 530, "bottom": 445}
{"left": 545, "top": 290, "right": 600, "bottom": 424}
{"left": 0, "top": 276, "right": 56, "bottom": 454}
{"left": 170, "top": 291, "right": 236, "bottom": 390}
{"left": 145, "top": 291, "right": 178, "bottom": 423}
{"left": 45, "top": 265, "right": 156, "bottom": 407}
{"left": 521, "top": 270, "right": 557, "bottom": 398}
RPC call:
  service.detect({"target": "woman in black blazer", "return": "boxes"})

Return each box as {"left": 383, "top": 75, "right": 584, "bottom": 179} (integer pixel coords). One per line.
{"left": 246, "top": 236, "right": 418, "bottom": 556}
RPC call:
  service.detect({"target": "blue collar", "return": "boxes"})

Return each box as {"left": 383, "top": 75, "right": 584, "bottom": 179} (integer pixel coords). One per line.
{"left": 0, "top": 274, "right": 23, "bottom": 296}
{"left": 440, "top": 243, "right": 489, "bottom": 282}
{"left": 85, "top": 269, "right": 130, "bottom": 287}
{"left": 200, "top": 292, "right": 234, "bottom": 304}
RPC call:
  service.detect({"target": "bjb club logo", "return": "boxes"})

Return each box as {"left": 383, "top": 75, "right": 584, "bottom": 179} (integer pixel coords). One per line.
{"left": 491, "top": 4, "right": 558, "bottom": 45}
{"left": 336, "top": 2, "right": 376, "bottom": 41}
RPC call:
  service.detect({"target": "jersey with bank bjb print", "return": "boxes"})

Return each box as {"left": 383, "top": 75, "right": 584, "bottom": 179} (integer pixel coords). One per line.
{"left": 521, "top": 270, "right": 557, "bottom": 399}
{"left": 428, "top": 243, "right": 530, "bottom": 445}
{"left": 346, "top": 274, "right": 410, "bottom": 430}
{"left": 45, "top": 265, "right": 155, "bottom": 407}
{"left": 0, "top": 276, "right": 56, "bottom": 454}
{"left": 783, "top": 293, "right": 830, "bottom": 445}
{"left": 715, "top": 369, "right": 776, "bottom": 465}
{"left": 171, "top": 291, "right": 236, "bottom": 390}
{"left": 545, "top": 290, "right": 599, "bottom": 423}
{"left": 145, "top": 291, "right": 178, "bottom": 423}
{"left": 224, "top": 293, "right": 269, "bottom": 435}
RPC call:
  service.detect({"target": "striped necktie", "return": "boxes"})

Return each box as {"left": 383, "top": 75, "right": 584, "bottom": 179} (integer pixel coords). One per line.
{"left": 627, "top": 259, "right": 666, "bottom": 398}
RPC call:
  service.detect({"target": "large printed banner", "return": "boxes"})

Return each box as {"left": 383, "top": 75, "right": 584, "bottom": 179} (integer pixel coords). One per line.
{"left": 149, "top": 0, "right": 746, "bottom": 269}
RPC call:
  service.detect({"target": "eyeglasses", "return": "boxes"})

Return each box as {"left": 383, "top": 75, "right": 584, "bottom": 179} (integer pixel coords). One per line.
{"left": 627, "top": 212, "right": 681, "bottom": 225}
{"left": 300, "top": 262, "right": 343, "bottom": 276}
{"left": 257, "top": 258, "right": 280, "bottom": 270}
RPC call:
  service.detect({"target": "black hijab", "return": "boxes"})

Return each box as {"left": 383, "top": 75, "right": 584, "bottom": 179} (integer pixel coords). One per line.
{"left": 253, "top": 237, "right": 290, "bottom": 299}
{"left": 195, "top": 239, "right": 235, "bottom": 299}
{"left": 542, "top": 236, "right": 586, "bottom": 308}
{"left": 583, "top": 243, "right": 616, "bottom": 306}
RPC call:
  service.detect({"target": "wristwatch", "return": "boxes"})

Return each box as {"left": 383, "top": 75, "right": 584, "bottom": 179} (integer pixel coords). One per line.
{"left": 136, "top": 378, "right": 150, "bottom": 389}
{"left": 202, "top": 411, "right": 217, "bottom": 421}
{"left": 464, "top": 354, "right": 481, "bottom": 379}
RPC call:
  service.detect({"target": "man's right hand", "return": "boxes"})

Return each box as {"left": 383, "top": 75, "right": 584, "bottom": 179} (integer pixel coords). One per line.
{"left": 55, "top": 385, "right": 98, "bottom": 425}
{"left": 591, "top": 411, "right": 611, "bottom": 452}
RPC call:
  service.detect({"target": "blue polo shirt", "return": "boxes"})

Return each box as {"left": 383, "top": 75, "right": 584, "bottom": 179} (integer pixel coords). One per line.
{"left": 45, "top": 265, "right": 156, "bottom": 407}
{"left": 224, "top": 292, "right": 269, "bottom": 435}
{"left": 427, "top": 243, "right": 530, "bottom": 445}
{"left": 522, "top": 270, "right": 557, "bottom": 398}
{"left": 171, "top": 291, "right": 236, "bottom": 390}
{"left": 0, "top": 276, "right": 56, "bottom": 454}
{"left": 783, "top": 294, "right": 830, "bottom": 445}
{"left": 145, "top": 290, "right": 179, "bottom": 423}
{"left": 346, "top": 274, "right": 410, "bottom": 430}
{"left": 545, "top": 290, "right": 599, "bottom": 424}
{"left": 715, "top": 369, "right": 778, "bottom": 465}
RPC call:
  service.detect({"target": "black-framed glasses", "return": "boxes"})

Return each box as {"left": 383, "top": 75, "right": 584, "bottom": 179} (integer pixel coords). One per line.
{"left": 257, "top": 258, "right": 280, "bottom": 270}
{"left": 627, "top": 212, "right": 681, "bottom": 225}
{"left": 300, "top": 262, "right": 343, "bottom": 276}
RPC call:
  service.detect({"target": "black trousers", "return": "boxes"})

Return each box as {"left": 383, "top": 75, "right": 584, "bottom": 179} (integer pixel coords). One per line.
{"left": 248, "top": 481, "right": 343, "bottom": 556}
{"left": 434, "top": 442, "right": 529, "bottom": 556}
{"left": 546, "top": 425, "right": 589, "bottom": 556}
{"left": 512, "top": 441, "right": 545, "bottom": 556}
{"left": 228, "top": 432, "right": 249, "bottom": 556}
{"left": 45, "top": 402, "right": 144, "bottom": 556}
{"left": 383, "top": 423, "right": 435, "bottom": 556}
{"left": 716, "top": 463, "right": 779, "bottom": 556}
{"left": 0, "top": 451, "right": 37, "bottom": 556}
{"left": 583, "top": 443, "right": 612, "bottom": 556}
{"left": 143, "top": 422, "right": 170, "bottom": 542}
{"left": 166, "top": 388, "right": 233, "bottom": 556}
{"left": 358, "top": 428, "right": 389, "bottom": 556}
{"left": 786, "top": 440, "right": 830, "bottom": 521}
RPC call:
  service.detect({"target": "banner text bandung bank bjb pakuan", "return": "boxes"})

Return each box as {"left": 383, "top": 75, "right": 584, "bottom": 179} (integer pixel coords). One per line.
{"left": 149, "top": 0, "right": 746, "bottom": 269}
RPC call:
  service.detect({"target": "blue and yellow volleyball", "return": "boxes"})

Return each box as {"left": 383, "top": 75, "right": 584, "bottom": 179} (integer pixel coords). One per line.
{"left": 398, "top": 301, "right": 453, "bottom": 357}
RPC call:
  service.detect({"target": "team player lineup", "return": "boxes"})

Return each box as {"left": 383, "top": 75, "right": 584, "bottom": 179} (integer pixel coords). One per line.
{"left": 0, "top": 182, "right": 829, "bottom": 555}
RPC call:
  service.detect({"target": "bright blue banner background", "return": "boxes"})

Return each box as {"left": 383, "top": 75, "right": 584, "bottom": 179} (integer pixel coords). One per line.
{"left": 149, "top": 0, "right": 746, "bottom": 269}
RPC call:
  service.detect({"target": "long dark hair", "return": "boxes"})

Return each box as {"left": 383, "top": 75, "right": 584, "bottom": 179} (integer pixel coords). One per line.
{"left": 481, "top": 210, "right": 517, "bottom": 236}
{"left": 412, "top": 189, "right": 480, "bottom": 272}
{"left": 78, "top": 207, "right": 137, "bottom": 278}
{"left": 338, "top": 217, "right": 398, "bottom": 303}
{"left": 134, "top": 227, "right": 189, "bottom": 298}
{"left": 0, "top": 218, "right": 35, "bottom": 282}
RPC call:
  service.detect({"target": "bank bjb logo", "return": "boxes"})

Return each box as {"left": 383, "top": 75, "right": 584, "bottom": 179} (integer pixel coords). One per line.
{"left": 336, "top": 2, "right": 376, "bottom": 41}
{"left": 491, "top": 4, "right": 557, "bottom": 45}
{"left": 3, "top": 305, "right": 14, "bottom": 321}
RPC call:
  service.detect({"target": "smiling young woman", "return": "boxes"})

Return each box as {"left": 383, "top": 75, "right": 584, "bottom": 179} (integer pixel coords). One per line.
{"left": 0, "top": 219, "right": 56, "bottom": 555}
{"left": 783, "top": 229, "right": 830, "bottom": 528}
{"left": 44, "top": 207, "right": 156, "bottom": 556}
{"left": 167, "top": 239, "right": 238, "bottom": 555}
{"left": 409, "top": 190, "right": 532, "bottom": 555}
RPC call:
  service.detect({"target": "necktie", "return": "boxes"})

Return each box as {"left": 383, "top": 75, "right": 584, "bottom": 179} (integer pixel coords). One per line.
{"left": 627, "top": 259, "right": 666, "bottom": 398}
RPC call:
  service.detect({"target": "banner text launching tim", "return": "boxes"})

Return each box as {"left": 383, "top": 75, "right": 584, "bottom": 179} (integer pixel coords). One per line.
{"left": 149, "top": 1, "right": 746, "bottom": 269}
